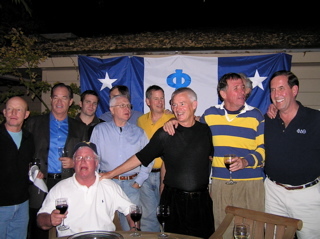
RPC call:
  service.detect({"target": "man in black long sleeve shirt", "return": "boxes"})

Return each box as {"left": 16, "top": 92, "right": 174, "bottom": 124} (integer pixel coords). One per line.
{"left": 100, "top": 87, "right": 214, "bottom": 239}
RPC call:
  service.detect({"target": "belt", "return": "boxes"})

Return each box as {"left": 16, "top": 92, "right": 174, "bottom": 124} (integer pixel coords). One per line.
{"left": 113, "top": 173, "right": 138, "bottom": 180}
{"left": 47, "top": 173, "right": 62, "bottom": 179}
{"left": 165, "top": 185, "right": 208, "bottom": 195}
{"left": 268, "top": 176, "right": 320, "bottom": 190}
{"left": 151, "top": 168, "right": 161, "bottom": 173}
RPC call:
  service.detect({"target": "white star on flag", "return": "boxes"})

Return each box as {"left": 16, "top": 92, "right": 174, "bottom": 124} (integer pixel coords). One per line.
{"left": 98, "top": 72, "right": 117, "bottom": 91}
{"left": 249, "top": 69, "right": 267, "bottom": 90}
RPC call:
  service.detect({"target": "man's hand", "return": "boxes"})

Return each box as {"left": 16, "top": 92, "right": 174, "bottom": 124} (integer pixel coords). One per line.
{"left": 267, "top": 104, "right": 278, "bottom": 119}
{"left": 59, "top": 157, "right": 74, "bottom": 168}
{"left": 36, "top": 171, "right": 44, "bottom": 179}
{"left": 229, "top": 157, "right": 248, "bottom": 172}
{"left": 163, "top": 118, "right": 178, "bottom": 136}
{"left": 50, "top": 210, "right": 67, "bottom": 227}
{"left": 132, "top": 182, "right": 141, "bottom": 189}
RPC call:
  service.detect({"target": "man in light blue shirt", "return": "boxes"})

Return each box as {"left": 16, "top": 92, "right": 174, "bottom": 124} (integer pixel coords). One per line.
{"left": 90, "top": 95, "right": 153, "bottom": 231}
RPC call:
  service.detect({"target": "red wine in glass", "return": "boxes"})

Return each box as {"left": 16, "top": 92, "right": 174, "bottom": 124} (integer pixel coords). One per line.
{"left": 56, "top": 204, "right": 68, "bottom": 214}
{"left": 224, "top": 162, "right": 231, "bottom": 170}
{"left": 55, "top": 198, "right": 70, "bottom": 231}
{"left": 224, "top": 154, "right": 237, "bottom": 185}
{"left": 157, "top": 205, "right": 170, "bottom": 238}
{"left": 130, "top": 212, "right": 142, "bottom": 222}
{"left": 130, "top": 205, "right": 142, "bottom": 237}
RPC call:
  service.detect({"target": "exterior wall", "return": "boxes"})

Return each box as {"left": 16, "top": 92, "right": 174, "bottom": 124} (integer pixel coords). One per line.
{"left": 38, "top": 50, "right": 320, "bottom": 112}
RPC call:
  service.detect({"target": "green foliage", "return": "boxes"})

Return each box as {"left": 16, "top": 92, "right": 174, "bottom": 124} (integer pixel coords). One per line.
{"left": 0, "top": 28, "right": 50, "bottom": 110}
{"left": 0, "top": 28, "right": 81, "bottom": 122}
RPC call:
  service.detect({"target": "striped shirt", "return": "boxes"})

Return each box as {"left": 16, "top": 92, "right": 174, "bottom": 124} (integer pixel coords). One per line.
{"left": 201, "top": 102, "right": 265, "bottom": 181}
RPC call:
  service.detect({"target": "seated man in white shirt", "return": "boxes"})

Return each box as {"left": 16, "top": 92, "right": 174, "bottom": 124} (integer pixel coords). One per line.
{"left": 37, "top": 142, "right": 135, "bottom": 237}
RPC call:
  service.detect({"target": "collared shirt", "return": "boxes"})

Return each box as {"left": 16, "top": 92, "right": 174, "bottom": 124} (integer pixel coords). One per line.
{"left": 265, "top": 102, "right": 320, "bottom": 185}
{"left": 90, "top": 121, "right": 152, "bottom": 186}
{"left": 37, "top": 172, "right": 134, "bottom": 237}
{"left": 48, "top": 113, "right": 68, "bottom": 173}
{"left": 74, "top": 113, "right": 101, "bottom": 127}
{"left": 137, "top": 111, "right": 175, "bottom": 168}
{"left": 99, "top": 110, "right": 143, "bottom": 125}
{"left": 201, "top": 102, "right": 265, "bottom": 181}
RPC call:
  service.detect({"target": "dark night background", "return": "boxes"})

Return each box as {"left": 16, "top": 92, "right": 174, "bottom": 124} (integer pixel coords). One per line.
{"left": 1, "top": 0, "right": 319, "bottom": 37}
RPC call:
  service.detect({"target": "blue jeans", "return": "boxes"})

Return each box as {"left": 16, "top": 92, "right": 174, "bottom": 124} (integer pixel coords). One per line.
{"left": 140, "top": 172, "right": 161, "bottom": 232}
{"left": 0, "top": 200, "right": 29, "bottom": 239}
{"left": 113, "top": 179, "right": 140, "bottom": 231}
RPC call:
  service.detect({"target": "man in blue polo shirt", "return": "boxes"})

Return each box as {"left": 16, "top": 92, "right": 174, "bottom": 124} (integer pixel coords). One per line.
{"left": 264, "top": 70, "right": 320, "bottom": 239}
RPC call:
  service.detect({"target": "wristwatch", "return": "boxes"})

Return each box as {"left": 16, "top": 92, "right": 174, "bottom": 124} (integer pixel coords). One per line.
{"left": 134, "top": 182, "right": 142, "bottom": 188}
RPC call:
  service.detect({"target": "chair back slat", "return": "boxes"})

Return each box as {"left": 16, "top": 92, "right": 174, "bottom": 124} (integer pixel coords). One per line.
{"left": 253, "top": 221, "right": 265, "bottom": 239}
{"left": 209, "top": 206, "right": 303, "bottom": 239}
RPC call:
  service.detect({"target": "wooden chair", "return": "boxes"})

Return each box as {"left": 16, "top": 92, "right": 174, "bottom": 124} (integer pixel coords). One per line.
{"left": 210, "top": 206, "right": 303, "bottom": 239}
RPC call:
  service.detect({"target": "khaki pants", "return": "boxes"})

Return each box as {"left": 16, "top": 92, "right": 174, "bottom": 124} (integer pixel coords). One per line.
{"left": 210, "top": 179, "right": 265, "bottom": 239}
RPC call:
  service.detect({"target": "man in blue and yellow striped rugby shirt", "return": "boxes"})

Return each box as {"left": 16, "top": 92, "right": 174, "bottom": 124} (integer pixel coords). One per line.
{"left": 202, "top": 73, "right": 265, "bottom": 238}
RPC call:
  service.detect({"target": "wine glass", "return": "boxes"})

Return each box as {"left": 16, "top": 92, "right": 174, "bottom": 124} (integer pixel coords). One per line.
{"left": 58, "top": 147, "right": 68, "bottom": 157}
{"left": 130, "top": 205, "right": 142, "bottom": 237}
{"left": 58, "top": 147, "right": 68, "bottom": 172}
{"left": 55, "top": 198, "right": 70, "bottom": 231}
{"left": 224, "top": 154, "right": 237, "bottom": 185}
{"left": 157, "top": 205, "right": 170, "bottom": 238}
{"left": 234, "top": 223, "right": 250, "bottom": 239}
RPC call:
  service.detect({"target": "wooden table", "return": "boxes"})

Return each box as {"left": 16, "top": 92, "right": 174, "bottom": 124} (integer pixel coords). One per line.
{"left": 58, "top": 230, "right": 203, "bottom": 239}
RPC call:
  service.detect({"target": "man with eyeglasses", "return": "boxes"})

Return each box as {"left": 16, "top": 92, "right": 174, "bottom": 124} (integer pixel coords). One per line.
{"left": 90, "top": 95, "right": 153, "bottom": 231}
{"left": 99, "top": 85, "right": 143, "bottom": 125}
{"left": 37, "top": 142, "right": 135, "bottom": 237}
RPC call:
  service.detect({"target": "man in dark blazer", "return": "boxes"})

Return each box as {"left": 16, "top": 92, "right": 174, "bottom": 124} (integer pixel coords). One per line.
{"left": 25, "top": 83, "right": 88, "bottom": 239}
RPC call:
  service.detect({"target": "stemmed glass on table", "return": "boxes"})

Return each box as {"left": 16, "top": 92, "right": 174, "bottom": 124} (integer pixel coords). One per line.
{"left": 157, "top": 205, "right": 170, "bottom": 238}
{"left": 130, "top": 205, "right": 142, "bottom": 237}
{"left": 224, "top": 154, "right": 237, "bottom": 185}
{"left": 55, "top": 198, "right": 70, "bottom": 231}
{"left": 233, "top": 223, "right": 250, "bottom": 239}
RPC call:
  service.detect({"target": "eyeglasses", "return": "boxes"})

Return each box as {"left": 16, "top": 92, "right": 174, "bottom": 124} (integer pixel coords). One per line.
{"left": 171, "top": 102, "right": 187, "bottom": 108}
{"left": 74, "top": 155, "right": 95, "bottom": 161}
{"left": 111, "top": 104, "right": 132, "bottom": 109}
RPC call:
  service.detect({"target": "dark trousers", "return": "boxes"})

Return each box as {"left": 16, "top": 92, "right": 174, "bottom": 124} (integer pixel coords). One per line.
{"left": 160, "top": 185, "right": 215, "bottom": 239}
{"left": 28, "top": 207, "right": 48, "bottom": 239}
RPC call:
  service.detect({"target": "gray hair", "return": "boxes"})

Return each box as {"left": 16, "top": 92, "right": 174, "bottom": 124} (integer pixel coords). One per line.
{"left": 109, "top": 95, "right": 129, "bottom": 107}
{"left": 171, "top": 87, "right": 197, "bottom": 103}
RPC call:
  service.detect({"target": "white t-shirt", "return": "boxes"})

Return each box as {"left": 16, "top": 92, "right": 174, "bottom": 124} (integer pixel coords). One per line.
{"left": 38, "top": 172, "right": 134, "bottom": 237}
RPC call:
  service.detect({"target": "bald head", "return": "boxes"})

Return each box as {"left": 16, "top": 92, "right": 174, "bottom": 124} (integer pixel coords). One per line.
{"left": 3, "top": 96, "right": 30, "bottom": 132}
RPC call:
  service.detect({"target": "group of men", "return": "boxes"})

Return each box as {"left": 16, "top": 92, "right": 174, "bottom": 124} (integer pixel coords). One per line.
{"left": 0, "top": 70, "right": 319, "bottom": 239}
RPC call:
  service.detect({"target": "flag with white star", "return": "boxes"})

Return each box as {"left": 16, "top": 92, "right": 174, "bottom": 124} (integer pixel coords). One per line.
{"left": 79, "top": 53, "right": 291, "bottom": 117}
{"left": 218, "top": 53, "right": 292, "bottom": 114}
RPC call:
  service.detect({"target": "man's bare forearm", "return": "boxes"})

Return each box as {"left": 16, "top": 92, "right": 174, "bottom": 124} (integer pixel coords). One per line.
{"left": 37, "top": 213, "right": 53, "bottom": 230}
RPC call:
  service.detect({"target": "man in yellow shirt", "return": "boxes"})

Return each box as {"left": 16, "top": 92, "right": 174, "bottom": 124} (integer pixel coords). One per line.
{"left": 137, "top": 85, "right": 174, "bottom": 232}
